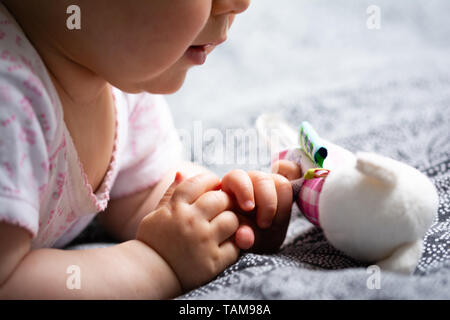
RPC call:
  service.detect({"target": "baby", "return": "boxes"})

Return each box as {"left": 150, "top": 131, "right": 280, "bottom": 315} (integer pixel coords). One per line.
{"left": 0, "top": 0, "right": 301, "bottom": 299}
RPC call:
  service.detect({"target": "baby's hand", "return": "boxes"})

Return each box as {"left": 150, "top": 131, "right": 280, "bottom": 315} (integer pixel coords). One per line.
{"left": 221, "top": 167, "right": 297, "bottom": 253}
{"left": 271, "top": 159, "right": 303, "bottom": 181}
{"left": 137, "top": 172, "right": 240, "bottom": 292}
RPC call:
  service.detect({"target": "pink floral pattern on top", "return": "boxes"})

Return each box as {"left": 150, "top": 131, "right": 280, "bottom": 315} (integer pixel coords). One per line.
{"left": 0, "top": 4, "right": 183, "bottom": 249}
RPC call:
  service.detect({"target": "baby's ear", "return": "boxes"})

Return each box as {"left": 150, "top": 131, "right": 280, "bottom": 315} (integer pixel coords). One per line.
{"left": 355, "top": 152, "right": 397, "bottom": 187}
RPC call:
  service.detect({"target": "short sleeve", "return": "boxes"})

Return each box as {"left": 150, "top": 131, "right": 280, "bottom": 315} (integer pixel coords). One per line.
{"left": 0, "top": 85, "right": 50, "bottom": 238}
{"left": 110, "top": 91, "right": 183, "bottom": 199}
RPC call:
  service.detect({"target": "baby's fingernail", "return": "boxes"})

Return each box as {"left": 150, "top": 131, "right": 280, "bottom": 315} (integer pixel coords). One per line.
{"left": 175, "top": 172, "right": 183, "bottom": 182}
{"left": 244, "top": 200, "right": 255, "bottom": 210}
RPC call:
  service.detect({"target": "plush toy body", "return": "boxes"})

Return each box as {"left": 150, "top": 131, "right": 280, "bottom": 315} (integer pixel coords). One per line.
{"left": 256, "top": 115, "right": 439, "bottom": 274}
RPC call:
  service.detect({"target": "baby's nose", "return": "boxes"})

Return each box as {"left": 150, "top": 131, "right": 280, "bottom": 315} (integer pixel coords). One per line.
{"left": 213, "top": 0, "right": 251, "bottom": 16}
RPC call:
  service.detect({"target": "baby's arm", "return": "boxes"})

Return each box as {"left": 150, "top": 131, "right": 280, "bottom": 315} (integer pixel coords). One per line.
{"left": 0, "top": 223, "right": 181, "bottom": 299}
{"left": 1, "top": 171, "right": 239, "bottom": 299}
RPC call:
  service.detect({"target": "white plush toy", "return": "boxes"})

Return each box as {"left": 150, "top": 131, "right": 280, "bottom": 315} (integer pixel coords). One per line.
{"left": 256, "top": 115, "right": 439, "bottom": 274}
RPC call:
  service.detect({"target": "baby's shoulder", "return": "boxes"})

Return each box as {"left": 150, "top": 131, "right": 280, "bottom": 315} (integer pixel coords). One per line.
{"left": 0, "top": 5, "right": 43, "bottom": 80}
{"left": 0, "top": 10, "right": 63, "bottom": 151}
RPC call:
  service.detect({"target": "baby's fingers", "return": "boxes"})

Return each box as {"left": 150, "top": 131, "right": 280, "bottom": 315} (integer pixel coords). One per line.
{"left": 217, "top": 240, "right": 240, "bottom": 269}
{"left": 235, "top": 224, "right": 255, "bottom": 250}
{"left": 248, "top": 171, "right": 278, "bottom": 229}
{"left": 157, "top": 171, "right": 185, "bottom": 208}
{"left": 221, "top": 169, "right": 255, "bottom": 211}
{"left": 272, "top": 160, "right": 302, "bottom": 181}
{"left": 194, "top": 190, "right": 233, "bottom": 220}
{"left": 210, "top": 210, "right": 240, "bottom": 243}
{"left": 271, "top": 173, "right": 293, "bottom": 228}
{"left": 174, "top": 173, "right": 221, "bottom": 204}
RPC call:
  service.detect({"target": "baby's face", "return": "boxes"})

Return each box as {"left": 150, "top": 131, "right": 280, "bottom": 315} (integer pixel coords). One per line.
{"left": 77, "top": 0, "right": 250, "bottom": 94}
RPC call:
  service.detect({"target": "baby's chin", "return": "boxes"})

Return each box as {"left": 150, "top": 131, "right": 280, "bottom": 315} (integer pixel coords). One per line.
{"left": 120, "top": 63, "right": 191, "bottom": 95}
{"left": 142, "top": 76, "right": 187, "bottom": 94}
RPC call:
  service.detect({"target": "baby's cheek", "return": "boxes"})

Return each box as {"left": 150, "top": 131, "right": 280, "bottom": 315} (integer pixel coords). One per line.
{"left": 130, "top": 0, "right": 211, "bottom": 78}
{"left": 173, "top": 0, "right": 212, "bottom": 34}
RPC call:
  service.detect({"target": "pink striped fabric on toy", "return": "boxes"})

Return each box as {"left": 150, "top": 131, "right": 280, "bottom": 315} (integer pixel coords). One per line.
{"left": 274, "top": 148, "right": 327, "bottom": 227}
{"left": 297, "top": 177, "right": 326, "bottom": 227}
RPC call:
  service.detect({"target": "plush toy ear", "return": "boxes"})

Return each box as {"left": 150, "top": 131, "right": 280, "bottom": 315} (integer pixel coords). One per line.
{"left": 355, "top": 152, "right": 397, "bottom": 187}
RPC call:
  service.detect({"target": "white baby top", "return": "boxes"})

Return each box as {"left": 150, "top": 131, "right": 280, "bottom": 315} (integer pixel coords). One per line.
{"left": 0, "top": 3, "right": 183, "bottom": 249}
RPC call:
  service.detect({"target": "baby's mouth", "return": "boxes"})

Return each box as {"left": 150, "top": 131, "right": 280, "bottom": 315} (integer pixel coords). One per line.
{"left": 191, "top": 44, "right": 212, "bottom": 51}
{"left": 192, "top": 37, "right": 227, "bottom": 52}
{"left": 185, "top": 37, "right": 227, "bottom": 65}
{"left": 184, "top": 45, "right": 209, "bottom": 65}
